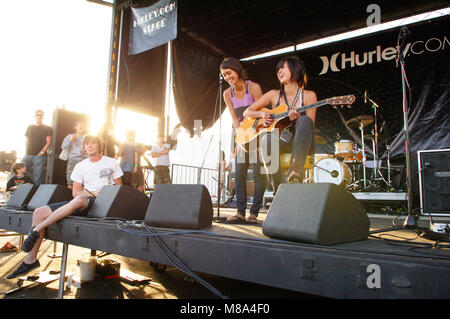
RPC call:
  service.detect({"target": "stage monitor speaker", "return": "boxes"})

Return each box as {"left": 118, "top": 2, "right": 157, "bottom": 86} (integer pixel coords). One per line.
{"left": 5, "top": 184, "right": 38, "bottom": 210}
{"left": 88, "top": 185, "right": 150, "bottom": 220}
{"left": 26, "top": 184, "right": 73, "bottom": 211}
{"left": 418, "top": 149, "right": 450, "bottom": 215}
{"left": 262, "top": 183, "right": 370, "bottom": 245}
{"left": 145, "top": 184, "right": 213, "bottom": 229}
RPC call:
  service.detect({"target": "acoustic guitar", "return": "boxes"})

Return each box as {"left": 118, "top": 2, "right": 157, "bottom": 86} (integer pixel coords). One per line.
{"left": 235, "top": 95, "right": 356, "bottom": 151}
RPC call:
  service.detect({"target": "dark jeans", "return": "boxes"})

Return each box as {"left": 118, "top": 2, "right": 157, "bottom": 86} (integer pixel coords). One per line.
{"left": 23, "top": 154, "right": 46, "bottom": 186}
{"left": 235, "top": 149, "right": 266, "bottom": 217}
{"left": 270, "top": 116, "right": 315, "bottom": 193}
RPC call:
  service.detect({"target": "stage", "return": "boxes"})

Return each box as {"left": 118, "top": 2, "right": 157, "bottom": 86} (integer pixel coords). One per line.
{"left": 0, "top": 206, "right": 449, "bottom": 299}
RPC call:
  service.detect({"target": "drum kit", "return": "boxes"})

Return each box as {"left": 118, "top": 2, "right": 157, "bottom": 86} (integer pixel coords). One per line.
{"left": 312, "top": 111, "right": 392, "bottom": 192}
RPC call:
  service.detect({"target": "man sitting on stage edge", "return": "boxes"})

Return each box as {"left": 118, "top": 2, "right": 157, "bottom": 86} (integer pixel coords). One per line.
{"left": 7, "top": 135, "right": 123, "bottom": 279}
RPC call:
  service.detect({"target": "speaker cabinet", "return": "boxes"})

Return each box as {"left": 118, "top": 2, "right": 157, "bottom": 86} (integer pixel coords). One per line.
{"left": 5, "top": 184, "right": 38, "bottom": 209}
{"left": 45, "top": 108, "right": 90, "bottom": 185}
{"left": 418, "top": 149, "right": 450, "bottom": 215}
{"left": 262, "top": 183, "right": 369, "bottom": 245}
{"left": 88, "top": 185, "right": 150, "bottom": 220}
{"left": 145, "top": 184, "right": 213, "bottom": 229}
{"left": 27, "top": 184, "right": 73, "bottom": 211}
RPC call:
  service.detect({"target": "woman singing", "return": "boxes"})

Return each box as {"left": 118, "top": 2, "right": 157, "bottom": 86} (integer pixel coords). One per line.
{"left": 220, "top": 57, "right": 265, "bottom": 224}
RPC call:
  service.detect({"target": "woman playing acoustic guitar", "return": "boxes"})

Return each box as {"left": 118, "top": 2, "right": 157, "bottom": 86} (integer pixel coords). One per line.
{"left": 243, "top": 56, "right": 317, "bottom": 187}
{"left": 220, "top": 57, "right": 266, "bottom": 224}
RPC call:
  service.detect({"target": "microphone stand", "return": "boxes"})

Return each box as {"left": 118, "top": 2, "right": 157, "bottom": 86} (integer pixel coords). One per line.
{"left": 214, "top": 73, "right": 227, "bottom": 222}
{"left": 366, "top": 95, "right": 381, "bottom": 184}
{"left": 397, "top": 26, "right": 416, "bottom": 228}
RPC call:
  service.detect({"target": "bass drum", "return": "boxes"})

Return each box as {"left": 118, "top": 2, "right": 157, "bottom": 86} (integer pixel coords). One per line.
{"left": 314, "top": 153, "right": 335, "bottom": 164}
{"left": 313, "top": 158, "right": 353, "bottom": 187}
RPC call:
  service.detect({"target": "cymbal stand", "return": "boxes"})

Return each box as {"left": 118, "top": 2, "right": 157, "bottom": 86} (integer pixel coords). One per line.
{"left": 369, "top": 134, "right": 388, "bottom": 188}
{"left": 359, "top": 121, "right": 367, "bottom": 189}
{"left": 367, "top": 96, "right": 385, "bottom": 186}
{"left": 386, "top": 143, "right": 392, "bottom": 189}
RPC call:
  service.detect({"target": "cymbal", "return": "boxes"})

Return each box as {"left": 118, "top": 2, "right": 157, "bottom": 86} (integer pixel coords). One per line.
{"left": 315, "top": 135, "right": 327, "bottom": 144}
{"left": 347, "top": 115, "right": 374, "bottom": 128}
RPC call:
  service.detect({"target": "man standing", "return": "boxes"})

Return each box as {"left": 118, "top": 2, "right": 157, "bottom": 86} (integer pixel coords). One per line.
{"left": 151, "top": 135, "right": 171, "bottom": 184}
{"left": 7, "top": 135, "right": 123, "bottom": 279}
{"left": 23, "top": 110, "right": 52, "bottom": 185}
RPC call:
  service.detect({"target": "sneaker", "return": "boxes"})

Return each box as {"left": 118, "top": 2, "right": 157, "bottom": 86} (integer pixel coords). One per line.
{"left": 22, "top": 227, "right": 40, "bottom": 253}
{"left": 6, "top": 260, "right": 40, "bottom": 279}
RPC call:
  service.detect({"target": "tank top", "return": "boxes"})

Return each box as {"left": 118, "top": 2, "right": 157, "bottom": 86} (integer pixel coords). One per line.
{"left": 230, "top": 80, "right": 254, "bottom": 122}
{"left": 276, "top": 87, "right": 304, "bottom": 113}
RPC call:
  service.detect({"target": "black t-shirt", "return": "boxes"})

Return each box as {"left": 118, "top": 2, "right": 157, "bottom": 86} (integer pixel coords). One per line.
{"left": 6, "top": 175, "right": 34, "bottom": 191}
{"left": 25, "top": 124, "right": 53, "bottom": 155}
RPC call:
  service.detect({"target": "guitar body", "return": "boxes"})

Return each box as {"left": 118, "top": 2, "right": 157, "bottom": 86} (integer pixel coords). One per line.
{"left": 235, "top": 104, "right": 292, "bottom": 151}
{"left": 234, "top": 94, "right": 356, "bottom": 152}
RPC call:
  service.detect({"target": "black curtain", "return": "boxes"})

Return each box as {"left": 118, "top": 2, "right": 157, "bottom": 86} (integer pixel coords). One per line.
{"left": 172, "top": 33, "right": 225, "bottom": 135}
{"left": 116, "top": 7, "right": 167, "bottom": 118}
{"left": 243, "top": 17, "right": 450, "bottom": 159}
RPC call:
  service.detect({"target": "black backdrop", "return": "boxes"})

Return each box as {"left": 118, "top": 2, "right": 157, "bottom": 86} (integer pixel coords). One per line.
{"left": 242, "top": 17, "right": 450, "bottom": 160}
{"left": 116, "top": 7, "right": 167, "bottom": 120}
{"left": 45, "top": 109, "right": 90, "bottom": 185}
{"left": 118, "top": 12, "right": 449, "bottom": 160}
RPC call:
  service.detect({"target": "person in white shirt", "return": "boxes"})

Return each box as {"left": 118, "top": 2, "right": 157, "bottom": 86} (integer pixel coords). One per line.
{"left": 7, "top": 135, "right": 123, "bottom": 279}
{"left": 151, "top": 135, "right": 171, "bottom": 184}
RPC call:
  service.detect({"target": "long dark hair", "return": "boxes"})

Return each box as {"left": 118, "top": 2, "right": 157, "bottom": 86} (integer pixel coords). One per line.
{"left": 276, "top": 56, "right": 307, "bottom": 88}
{"left": 220, "top": 57, "right": 248, "bottom": 80}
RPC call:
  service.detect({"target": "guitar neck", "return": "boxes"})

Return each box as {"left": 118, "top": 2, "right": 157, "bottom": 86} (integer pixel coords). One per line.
{"left": 274, "top": 99, "right": 329, "bottom": 119}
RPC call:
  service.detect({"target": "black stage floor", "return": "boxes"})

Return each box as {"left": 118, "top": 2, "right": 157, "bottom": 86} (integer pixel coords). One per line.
{"left": 0, "top": 206, "right": 449, "bottom": 299}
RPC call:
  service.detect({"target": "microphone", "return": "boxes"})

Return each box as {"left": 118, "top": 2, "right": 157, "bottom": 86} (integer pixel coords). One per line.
{"left": 364, "top": 90, "right": 368, "bottom": 104}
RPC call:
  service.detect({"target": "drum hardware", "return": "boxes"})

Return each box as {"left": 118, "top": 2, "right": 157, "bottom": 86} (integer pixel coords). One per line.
{"left": 346, "top": 115, "right": 373, "bottom": 189}
{"left": 385, "top": 143, "right": 393, "bottom": 189}
{"left": 346, "top": 115, "right": 374, "bottom": 129}
{"left": 313, "top": 158, "right": 352, "bottom": 187}
{"left": 367, "top": 93, "right": 380, "bottom": 184}
{"left": 334, "top": 139, "right": 355, "bottom": 159}
{"left": 314, "top": 163, "right": 339, "bottom": 178}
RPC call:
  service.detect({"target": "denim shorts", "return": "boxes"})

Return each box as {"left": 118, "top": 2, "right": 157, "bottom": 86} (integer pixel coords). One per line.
{"left": 47, "top": 197, "right": 95, "bottom": 217}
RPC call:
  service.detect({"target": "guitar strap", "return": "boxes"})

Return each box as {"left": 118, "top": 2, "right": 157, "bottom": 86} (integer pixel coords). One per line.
{"left": 279, "top": 87, "right": 303, "bottom": 145}
{"left": 282, "top": 86, "right": 302, "bottom": 110}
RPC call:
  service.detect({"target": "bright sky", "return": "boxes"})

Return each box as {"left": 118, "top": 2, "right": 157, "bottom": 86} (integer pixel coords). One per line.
{"left": 0, "top": 0, "right": 232, "bottom": 170}
{"left": 0, "top": 0, "right": 114, "bottom": 158}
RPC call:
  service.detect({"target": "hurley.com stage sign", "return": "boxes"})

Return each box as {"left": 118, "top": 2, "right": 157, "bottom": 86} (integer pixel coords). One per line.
{"left": 129, "top": 0, "right": 177, "bottom": 55}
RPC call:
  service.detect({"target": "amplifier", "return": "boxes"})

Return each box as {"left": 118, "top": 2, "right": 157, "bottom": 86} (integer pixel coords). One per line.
{"left": 417, "top": 149, "right": 450, "bottom": 216}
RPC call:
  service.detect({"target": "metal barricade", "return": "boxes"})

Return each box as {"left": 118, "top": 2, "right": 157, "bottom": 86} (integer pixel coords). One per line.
{"left": 171, "top": 164, "right": 228, "bottom": 199}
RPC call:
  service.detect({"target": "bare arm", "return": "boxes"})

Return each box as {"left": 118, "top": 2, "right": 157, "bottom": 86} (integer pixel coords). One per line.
{"left": 304, "top": 90, "right": 317, "bottom": 124}
{"left": 287, "top": 90, "right": 317, "bottom": 123}
{"left": 243, "top": 90, "right": 277, "bottom": 118}
{"left": 243, "top": 90, "right": 278, "bottom": 127}
{"left": 133, "top": 151, "right": 138, "bottom": 173}
{"left": 223, "top": 89, "right": 241, "bottom": 130}
{"left": 40, "top": 136, "right": 52, "bottom": 155}
{"left": 72, "top": 181, "right": 84, "bottom": 198}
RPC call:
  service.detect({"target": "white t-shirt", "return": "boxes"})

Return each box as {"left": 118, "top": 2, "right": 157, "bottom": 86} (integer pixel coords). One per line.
{"left": 71, "top": 156, "right": 123, "bottom": 192}
{"left": 152, "top": 144, "right": 170, "bottom": 167}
